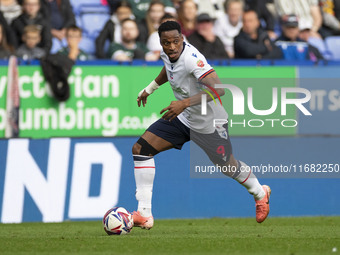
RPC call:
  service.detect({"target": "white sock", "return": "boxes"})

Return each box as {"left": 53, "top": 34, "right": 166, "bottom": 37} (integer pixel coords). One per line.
{"left": 133, "top": 155, "right": 155, "bottom": 217}
{"left": 233, "top": 160, "right": 265, "bottom": 201}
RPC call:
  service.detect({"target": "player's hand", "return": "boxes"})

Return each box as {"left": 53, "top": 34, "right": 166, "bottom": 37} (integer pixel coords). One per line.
{"left": 137, "top": 90, "right": 150, "bottom": 107}
{"left": 160, "top": 100, "right": 187, "bottom": 121}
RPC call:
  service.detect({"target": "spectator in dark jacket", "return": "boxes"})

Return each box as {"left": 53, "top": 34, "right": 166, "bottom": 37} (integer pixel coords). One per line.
{"left": 275, "top": 15, "right": 323, "bottom": 61}
{"left": 0, "top": 10, "right": 17, "bottom": 47}
{"left": 335, "top": 0, "right": 340, "bottom": 20}
{"left": 95, "top": 1, "right": 135, "bottom": 59}
{"left": 11, "top": 0, "right": 52, "bottom": 53}
{"left": 107, "top": 18, "right": 157, "bottom": 61}
{"left": 245, "top": 0, "right": 277, "bottom": 39}
{"left": 188, "top": 13, "right": 229, "bottom": 59}
{"left": 0, "top": 23, "right": 14, "bottom": 59}
{"left": 0, "top": 0, "right": 22, "bottom": 25}
{"left": 234, "top": 10, "right": 282, "bottom": 59}
{"left": 106, "top": 0, "right": 122, "bottom": 15}
{"left": 40, "top": 0, "right": 76, "bottom": 41}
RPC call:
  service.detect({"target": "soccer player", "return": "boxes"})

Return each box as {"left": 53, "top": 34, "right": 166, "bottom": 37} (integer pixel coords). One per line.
{"left": 132, "top": 21, "right": 271, "bottom": 229}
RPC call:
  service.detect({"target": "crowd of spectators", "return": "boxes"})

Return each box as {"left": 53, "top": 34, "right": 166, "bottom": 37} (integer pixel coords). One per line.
{"left": 1, "top": 0, "right": 340, "bottom": 61}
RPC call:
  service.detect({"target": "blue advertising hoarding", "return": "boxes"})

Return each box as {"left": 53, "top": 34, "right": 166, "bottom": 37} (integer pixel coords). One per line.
{"left": 0, "top": 137, "right": 339, "bottom": 223}
{"left": 298, "top": 67, "right": 340, "bottom": 135}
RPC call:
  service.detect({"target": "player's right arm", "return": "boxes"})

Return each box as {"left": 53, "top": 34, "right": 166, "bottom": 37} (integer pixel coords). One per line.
{"left": 155, "top": 66, "right": 168, "bottom": 85}
{"left": 137, "top": 66, "right": 168, "bottom": 107}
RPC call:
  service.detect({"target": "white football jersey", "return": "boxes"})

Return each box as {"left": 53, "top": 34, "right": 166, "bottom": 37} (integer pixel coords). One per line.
{"left": 160, "top": 42, "right": 228, "bottom": 134}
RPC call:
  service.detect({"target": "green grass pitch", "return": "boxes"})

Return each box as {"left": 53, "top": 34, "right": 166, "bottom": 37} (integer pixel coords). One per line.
{"left": 1, "top": 217, "right": 339, "bottom": 255}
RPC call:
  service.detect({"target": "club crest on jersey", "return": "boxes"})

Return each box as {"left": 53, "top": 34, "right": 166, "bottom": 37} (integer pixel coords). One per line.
{"left": 197, "top": 60, "right": 204, "bottom": 68}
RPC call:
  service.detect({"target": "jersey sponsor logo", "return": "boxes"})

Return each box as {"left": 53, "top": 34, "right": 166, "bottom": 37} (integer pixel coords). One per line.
{"left": 192, "top": 53, "right": 197, "bottom": 58}
{"left": 197, "top": 60, "right": 204, "bottom": 68}
{"left": 172, "top": 86, "right": 189, "bottom": 97}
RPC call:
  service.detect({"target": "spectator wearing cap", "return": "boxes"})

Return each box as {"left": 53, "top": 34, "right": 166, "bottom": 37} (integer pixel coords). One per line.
{"left": 275, "top": 14, "right": 323, "bottom": 61}
{"left": 214, "top": 0, "right": 243, "bottom": 58}
{"left": 234, "top": 10, "right": 282, "bottom": 59}
{"left": 274, "top": 0, "right": 322, "bottom": 39}
{"left": 188, "top": 13, "right": 229, "bottom": 59}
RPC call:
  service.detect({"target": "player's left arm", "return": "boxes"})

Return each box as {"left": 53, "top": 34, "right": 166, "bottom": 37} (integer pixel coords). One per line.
{"left": 187, "top": 71, "right": 225, "bottom": 106}
{"left": 161, "top": 70, "right": 224, "bottom": 121}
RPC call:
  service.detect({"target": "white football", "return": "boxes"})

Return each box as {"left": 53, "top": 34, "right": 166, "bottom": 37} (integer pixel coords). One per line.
{"left": 103, "top": 207, "right": 134, "bottom": 235}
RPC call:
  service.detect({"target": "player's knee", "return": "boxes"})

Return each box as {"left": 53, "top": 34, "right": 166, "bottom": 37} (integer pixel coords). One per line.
{"left": 132, "top": 137, "right": 159, "bottom": 156}
{"left": 132, "top": 142, "right": 141, "bottom": 155}
{"left": 217, "top": 155, "right": 238, "bottom": 177}
{"left": 226, "top": 155, "right": 237, "bottom": 168}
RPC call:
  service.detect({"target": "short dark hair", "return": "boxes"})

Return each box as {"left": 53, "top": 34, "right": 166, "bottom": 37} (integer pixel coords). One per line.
{"left": 160, "top": 13, "right": 176, "bottom": 23}
{"left": 66, "top": 25, "right": 82, "bottom": 34}
{"left": 158, "top": 21, "right": 181, "bottom": 37}
{"left": 121, "top": 18, "right": 138, "bottom": 26}
{"left": 243, "top": 9, "right": 259, "bottom": 19}
{"left": 117, "top": 0, "right": 132, "bottom": 10}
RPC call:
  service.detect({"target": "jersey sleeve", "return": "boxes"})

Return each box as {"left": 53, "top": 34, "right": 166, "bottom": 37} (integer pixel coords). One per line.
{"left": 184, "top": 49, "right": 214, "bottom": 81}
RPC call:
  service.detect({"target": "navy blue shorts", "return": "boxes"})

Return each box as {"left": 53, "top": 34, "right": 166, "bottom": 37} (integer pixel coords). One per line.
{"left": 147, "top": 117, "right": 190, "bottom": 150}
{"left": 146, "top": 117, "right": 233, "bottom": 165}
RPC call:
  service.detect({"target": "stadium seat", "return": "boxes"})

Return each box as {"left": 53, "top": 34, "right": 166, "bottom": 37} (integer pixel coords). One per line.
{"left": 50, "top": 38, "right": 65, "bottom": 54}
{"left": 308, "top": 37, "right": 332, "bottom": 60}
{"left": 81, "top": 13, "right": 110, "bottom": 38}
{"left": 79, "top": 4, "right": 109, "bottom": 15}
{"left": 79, "top": 36, "right": 96, "bottom": 56}
{"left": 70, "top": 0, "right": 103, "bottom": 14}
{"left": 325, "top": 36, "right": 340, "bottom": 60}
{"left": 75, "top": 15, "right": 82, "bottom": 28}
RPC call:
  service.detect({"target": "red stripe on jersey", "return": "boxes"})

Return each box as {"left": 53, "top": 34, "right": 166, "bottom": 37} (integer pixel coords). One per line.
{"left": 198, "top": 69, "right": 215, "bottom": 80}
